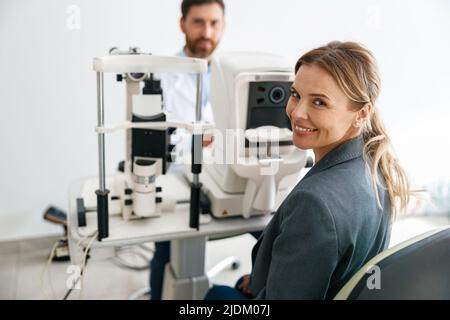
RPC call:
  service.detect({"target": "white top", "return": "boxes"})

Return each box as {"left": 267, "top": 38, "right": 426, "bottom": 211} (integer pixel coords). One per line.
{"left": 158, "top": 51, "right": 214, "bottom": 159}
{"left": 161, "top": 72, "right": 214, "bottom": 123}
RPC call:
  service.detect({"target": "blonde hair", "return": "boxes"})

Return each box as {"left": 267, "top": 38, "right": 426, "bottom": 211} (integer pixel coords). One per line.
{"left": 295, "top": 41, "right": 411, "bottom": 219}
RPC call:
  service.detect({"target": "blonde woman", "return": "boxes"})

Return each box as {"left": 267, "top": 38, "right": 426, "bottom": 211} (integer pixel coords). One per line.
{"left": 205, "top": 41, "right": 411, "bottom": 300}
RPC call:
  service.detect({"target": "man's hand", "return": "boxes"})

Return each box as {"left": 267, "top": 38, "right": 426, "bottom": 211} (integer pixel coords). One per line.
{"left": 203, "top": 133, "right": 214, "bottom": 147}
{"left": 237, "top": 274, "right": 253, "bottom": 296}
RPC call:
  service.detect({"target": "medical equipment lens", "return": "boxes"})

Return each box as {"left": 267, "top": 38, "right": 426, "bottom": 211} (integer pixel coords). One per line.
{"left": 135, "top": 159, "right": 155, "bottom": 166}
{"left": 129, "top": 72, "right": 146, "bottom": 81}
{"left": 269, "top": 86, "right": 286, "bottom": 104}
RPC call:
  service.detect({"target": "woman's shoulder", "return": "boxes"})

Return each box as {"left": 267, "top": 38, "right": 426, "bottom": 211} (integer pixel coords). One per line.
{"left": 291, "top": 156, "right": 387, "bottom": 226}
{"left": 299, "top": 156, "right": 369, "bottom": 194}
{"left": 287, "top": 157, "right": 381, "bottom": 221}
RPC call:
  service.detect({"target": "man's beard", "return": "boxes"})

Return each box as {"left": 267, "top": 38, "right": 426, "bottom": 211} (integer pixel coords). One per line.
{"left": 185, "top": 37, "right": 218, "bottom": 58}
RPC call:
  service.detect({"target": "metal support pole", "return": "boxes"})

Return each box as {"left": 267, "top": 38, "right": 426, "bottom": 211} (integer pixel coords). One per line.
{"left": 96, "top": 71, "right": 109, "bottom": 240}
{"left": 189, "top": 72, "right": 204, "bottom": 229}
{"left": 193, "top": 72, "right": 203, "bottom": 184}
{"left": 97, "top": 72, "right": 106, "bottom": 191}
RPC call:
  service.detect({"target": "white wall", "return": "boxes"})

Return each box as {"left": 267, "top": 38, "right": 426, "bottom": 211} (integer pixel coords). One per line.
{"left": 1, "top": 0, "right": 449, "bottom": 240}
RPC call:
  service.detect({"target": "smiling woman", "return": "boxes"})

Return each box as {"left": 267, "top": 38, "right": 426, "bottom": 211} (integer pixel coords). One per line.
{"left": 205, "top": 41, "right": 413, "bottom": 300}
{"left": 287, "top": 64, "right": 362, "bottom": 162}
{"left": 288, "top": 41, "right": 411, "bottom": 218}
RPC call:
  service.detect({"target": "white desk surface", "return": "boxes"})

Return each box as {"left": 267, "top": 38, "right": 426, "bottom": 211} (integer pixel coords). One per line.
{"left": 68, "top": 172, "right": 272, "bottom": 248}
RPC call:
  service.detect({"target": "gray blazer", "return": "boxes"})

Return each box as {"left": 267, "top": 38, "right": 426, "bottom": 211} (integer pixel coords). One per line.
{"left": 250, "top": 136, "right": 391, "bottom": 299}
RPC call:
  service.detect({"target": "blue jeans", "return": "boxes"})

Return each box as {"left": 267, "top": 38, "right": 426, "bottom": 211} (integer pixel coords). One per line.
{"left": 204, "top": 276, "right": 252, "bottom": 300}
{"left": 149, "top": 241, "right": 171, "bottom": 300}
{"left": 149, "top": 231, "right": 262, "bottom": 300}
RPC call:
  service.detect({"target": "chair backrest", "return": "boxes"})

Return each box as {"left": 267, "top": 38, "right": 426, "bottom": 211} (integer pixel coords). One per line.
{"left": 334, "top": 225, "right": 450, "bottom": 300}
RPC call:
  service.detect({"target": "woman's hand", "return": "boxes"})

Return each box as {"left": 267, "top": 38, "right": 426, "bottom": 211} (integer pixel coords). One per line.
{"left": 237, "top": 274, "right": 252, "bottom": 295}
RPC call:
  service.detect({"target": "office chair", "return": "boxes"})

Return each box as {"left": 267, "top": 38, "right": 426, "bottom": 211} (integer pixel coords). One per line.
{"left": 334, "top": 225, "right": 450, "bottom": 300}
